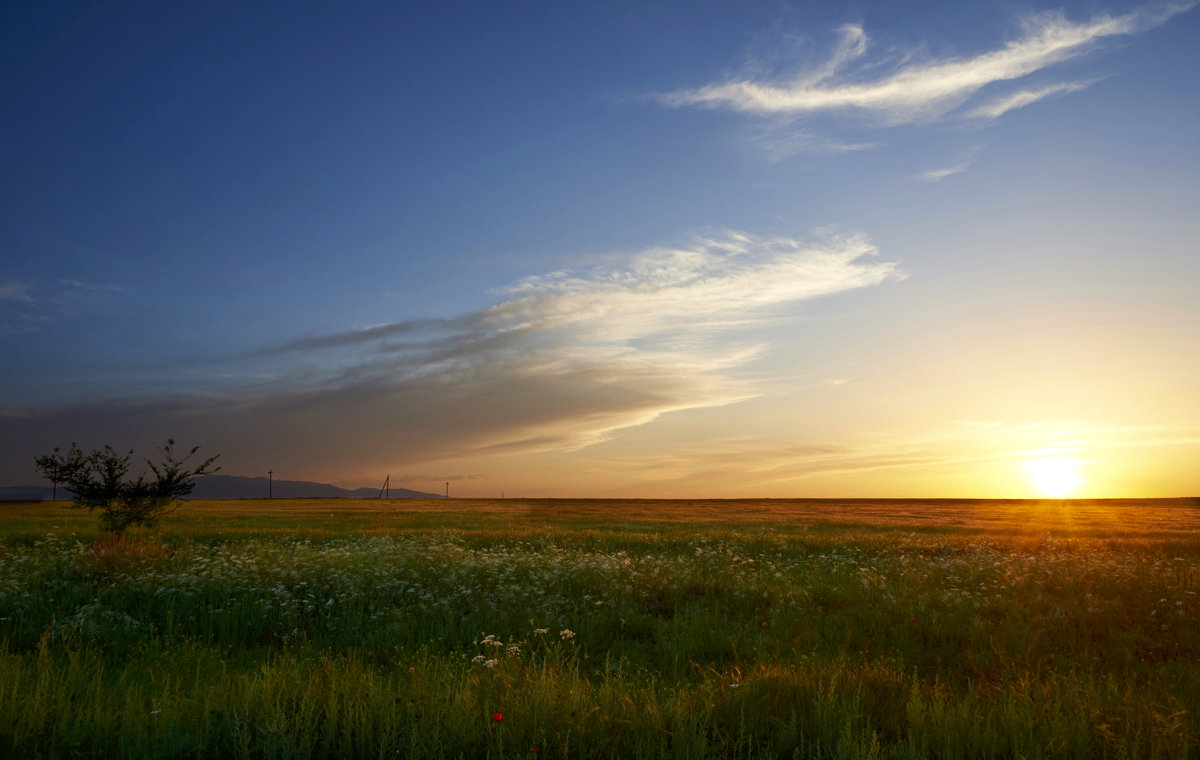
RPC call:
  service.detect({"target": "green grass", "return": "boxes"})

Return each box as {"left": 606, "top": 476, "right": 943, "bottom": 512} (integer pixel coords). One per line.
{"left": 1, "top": 497, "right": 1197, "bottom": 758}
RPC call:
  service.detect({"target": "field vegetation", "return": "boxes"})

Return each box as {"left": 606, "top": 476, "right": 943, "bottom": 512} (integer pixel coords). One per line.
{"left": 1, "top": 497, "right": 1197, "bottom": 758}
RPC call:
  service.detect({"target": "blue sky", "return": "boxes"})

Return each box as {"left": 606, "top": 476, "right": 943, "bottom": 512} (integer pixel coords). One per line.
{"left": 3, "top": 0, "right": 1198, "bottom": 497}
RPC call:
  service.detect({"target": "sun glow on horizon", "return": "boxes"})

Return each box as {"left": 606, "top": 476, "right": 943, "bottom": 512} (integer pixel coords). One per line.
{"left": 1024, "top": 456, "right": 1084, "bottom": 498}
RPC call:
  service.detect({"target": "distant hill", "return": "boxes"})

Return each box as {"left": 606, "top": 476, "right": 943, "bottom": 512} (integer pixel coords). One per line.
{"left": 1, "top": 476, "right": 440, "bottom": 501}
{"left": 188, "top": 475, "right": 439, "bottom": 499}
{"left": 0, "top": 485, "right": 63, "bottom": 501}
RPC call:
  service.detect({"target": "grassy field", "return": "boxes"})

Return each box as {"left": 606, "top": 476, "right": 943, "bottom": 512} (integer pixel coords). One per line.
{"left": 1, "top": 497, "right": 1197, "bottom": 759}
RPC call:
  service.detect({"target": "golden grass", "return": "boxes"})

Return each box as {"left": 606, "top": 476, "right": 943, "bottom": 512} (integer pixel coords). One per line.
{"left": 4, "top": 496, "right": 1198, "bottom": 542}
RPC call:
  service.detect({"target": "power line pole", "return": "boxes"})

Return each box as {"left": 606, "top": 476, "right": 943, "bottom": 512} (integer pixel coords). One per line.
{"left": 378, "top": 474, "right": 389, "bottom": 499}
{"left": 444, "top": 481, "right": 449, "bottom": 498}
{"left": 268, "top": 469, "right": 273, "bottom": 499}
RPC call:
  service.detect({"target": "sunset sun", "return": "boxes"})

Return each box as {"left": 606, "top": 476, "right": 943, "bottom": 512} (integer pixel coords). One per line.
{"left": 1024, "top": 456, "right": 1084, "bottom": 498}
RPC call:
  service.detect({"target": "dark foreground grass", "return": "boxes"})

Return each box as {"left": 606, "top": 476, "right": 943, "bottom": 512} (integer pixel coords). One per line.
{"left": 1, "top": 497, "right": 1197, "bottom": 758}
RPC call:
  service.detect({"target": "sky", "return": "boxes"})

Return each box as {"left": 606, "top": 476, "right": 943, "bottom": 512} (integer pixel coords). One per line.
{"left": 3, "top": 0, "right": 1198, "bottom": 498}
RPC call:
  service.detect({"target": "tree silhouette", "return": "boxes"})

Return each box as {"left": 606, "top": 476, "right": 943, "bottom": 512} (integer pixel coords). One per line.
{"left": 34, "top": 440, "right": 220, "bottom": 536}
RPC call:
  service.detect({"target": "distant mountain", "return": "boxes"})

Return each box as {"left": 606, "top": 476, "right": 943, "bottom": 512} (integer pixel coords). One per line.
{"left": 188, "top": 475, "right": 439, "bottom": 499}
{"left": 0, "top": 476, "right": 439, "bottom": 501}
{"left": 0, "top": 485, "right": 64, "bottom": 501}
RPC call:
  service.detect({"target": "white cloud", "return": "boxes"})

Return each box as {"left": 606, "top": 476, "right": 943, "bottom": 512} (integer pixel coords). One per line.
{"left": 916, "top": 145, "right": 984, "bottom": 181}
{"left": 0, "top": 281, "right": 32, "bottom": 302}
{"left": 659, "top": 3, "right": 1195, "bottom": 125}
{"left": 0, "top": 277, "right": 130, "bottom": 336}
{"left": 917, "top": 162, "right": 972, "bottom": 182}
{"left": 747, "top": 125, "right": 881, "bottom": 162}
{"left": 492, "top": 230, "right": 901, "bottom": 341}
{"left": 966, "top": 81, "right": 1093, "bottom": 119}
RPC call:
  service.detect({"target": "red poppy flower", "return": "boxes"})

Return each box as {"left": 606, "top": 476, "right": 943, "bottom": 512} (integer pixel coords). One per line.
{"left": 492, "top": 712, "right": 503, "bottom": 722}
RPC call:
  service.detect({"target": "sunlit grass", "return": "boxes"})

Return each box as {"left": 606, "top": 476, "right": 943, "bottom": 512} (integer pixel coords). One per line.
{"left": 1, "top": 497, "right": 1197, "bottom": 758}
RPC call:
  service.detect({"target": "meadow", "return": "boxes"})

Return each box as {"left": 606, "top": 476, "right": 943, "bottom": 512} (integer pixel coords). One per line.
{"left": 0, "top": 497, "right": 1197, "bottom": 759}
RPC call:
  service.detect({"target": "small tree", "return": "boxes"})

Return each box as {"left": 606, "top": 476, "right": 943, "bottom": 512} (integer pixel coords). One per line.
{"left": 34, "top": 440, "right": 220, "bottom": 537}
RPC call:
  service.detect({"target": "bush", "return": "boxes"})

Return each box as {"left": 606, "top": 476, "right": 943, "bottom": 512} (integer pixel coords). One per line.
{"left": 34, "top": 440, "right": 219, "bottom": 536}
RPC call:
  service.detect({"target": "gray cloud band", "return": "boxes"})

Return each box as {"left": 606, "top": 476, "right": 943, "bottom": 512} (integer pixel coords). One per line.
{"left": 2, "top": 231, "right": 900, "bottom": 483}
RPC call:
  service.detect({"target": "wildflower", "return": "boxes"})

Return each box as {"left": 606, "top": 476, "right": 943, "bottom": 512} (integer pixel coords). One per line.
{"left": 493, "top": 712, "right": 503, "bottom": 721}
{"left": 560, "top": 629, "right": 576, "bottom": 640}
{"left": 534, "top": 628, "right": 548, "bottom": 635}
{"left": 484, "top": 659, "right": 499, "bottom": 668}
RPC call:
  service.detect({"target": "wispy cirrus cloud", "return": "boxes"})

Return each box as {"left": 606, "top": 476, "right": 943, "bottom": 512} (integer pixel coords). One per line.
{"left": 0, "top": 281, "right": 33, "bottom": 302}
{"left": 657, "top": 2, "right": 1195, "bottom": 128}
{"left": 0, "top": 277, "right": 129, "bottom": 336}
{"left": 3, "top": 231, "right": 902, "bottom": 485}
{"left": 0, "top": 279, "right": 38, "bottom": 336}
{"left": 917, "top": 146, "right": 984, "bottom": 182}
{"left": 966, "top": 80, "right": 1094, "bottom": 119}
{"left": 918, "top": 162, "right": 973, "bottom": 182}
{"left": 744, "top": 124, "right": 881, "bottom": 162}
{"left": 494, "top": 230, "right": 899, "bottom": 339}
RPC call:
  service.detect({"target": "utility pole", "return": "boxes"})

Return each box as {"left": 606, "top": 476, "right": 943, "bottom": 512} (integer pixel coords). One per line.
{"left": 268, "top": 469, "right": 273, "bottom": 499}
{"left": 378, "top": 475, "right": 390, "bottom": 499}
{"left": 444, "top": 481, "right": 450, "bottom": 498}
